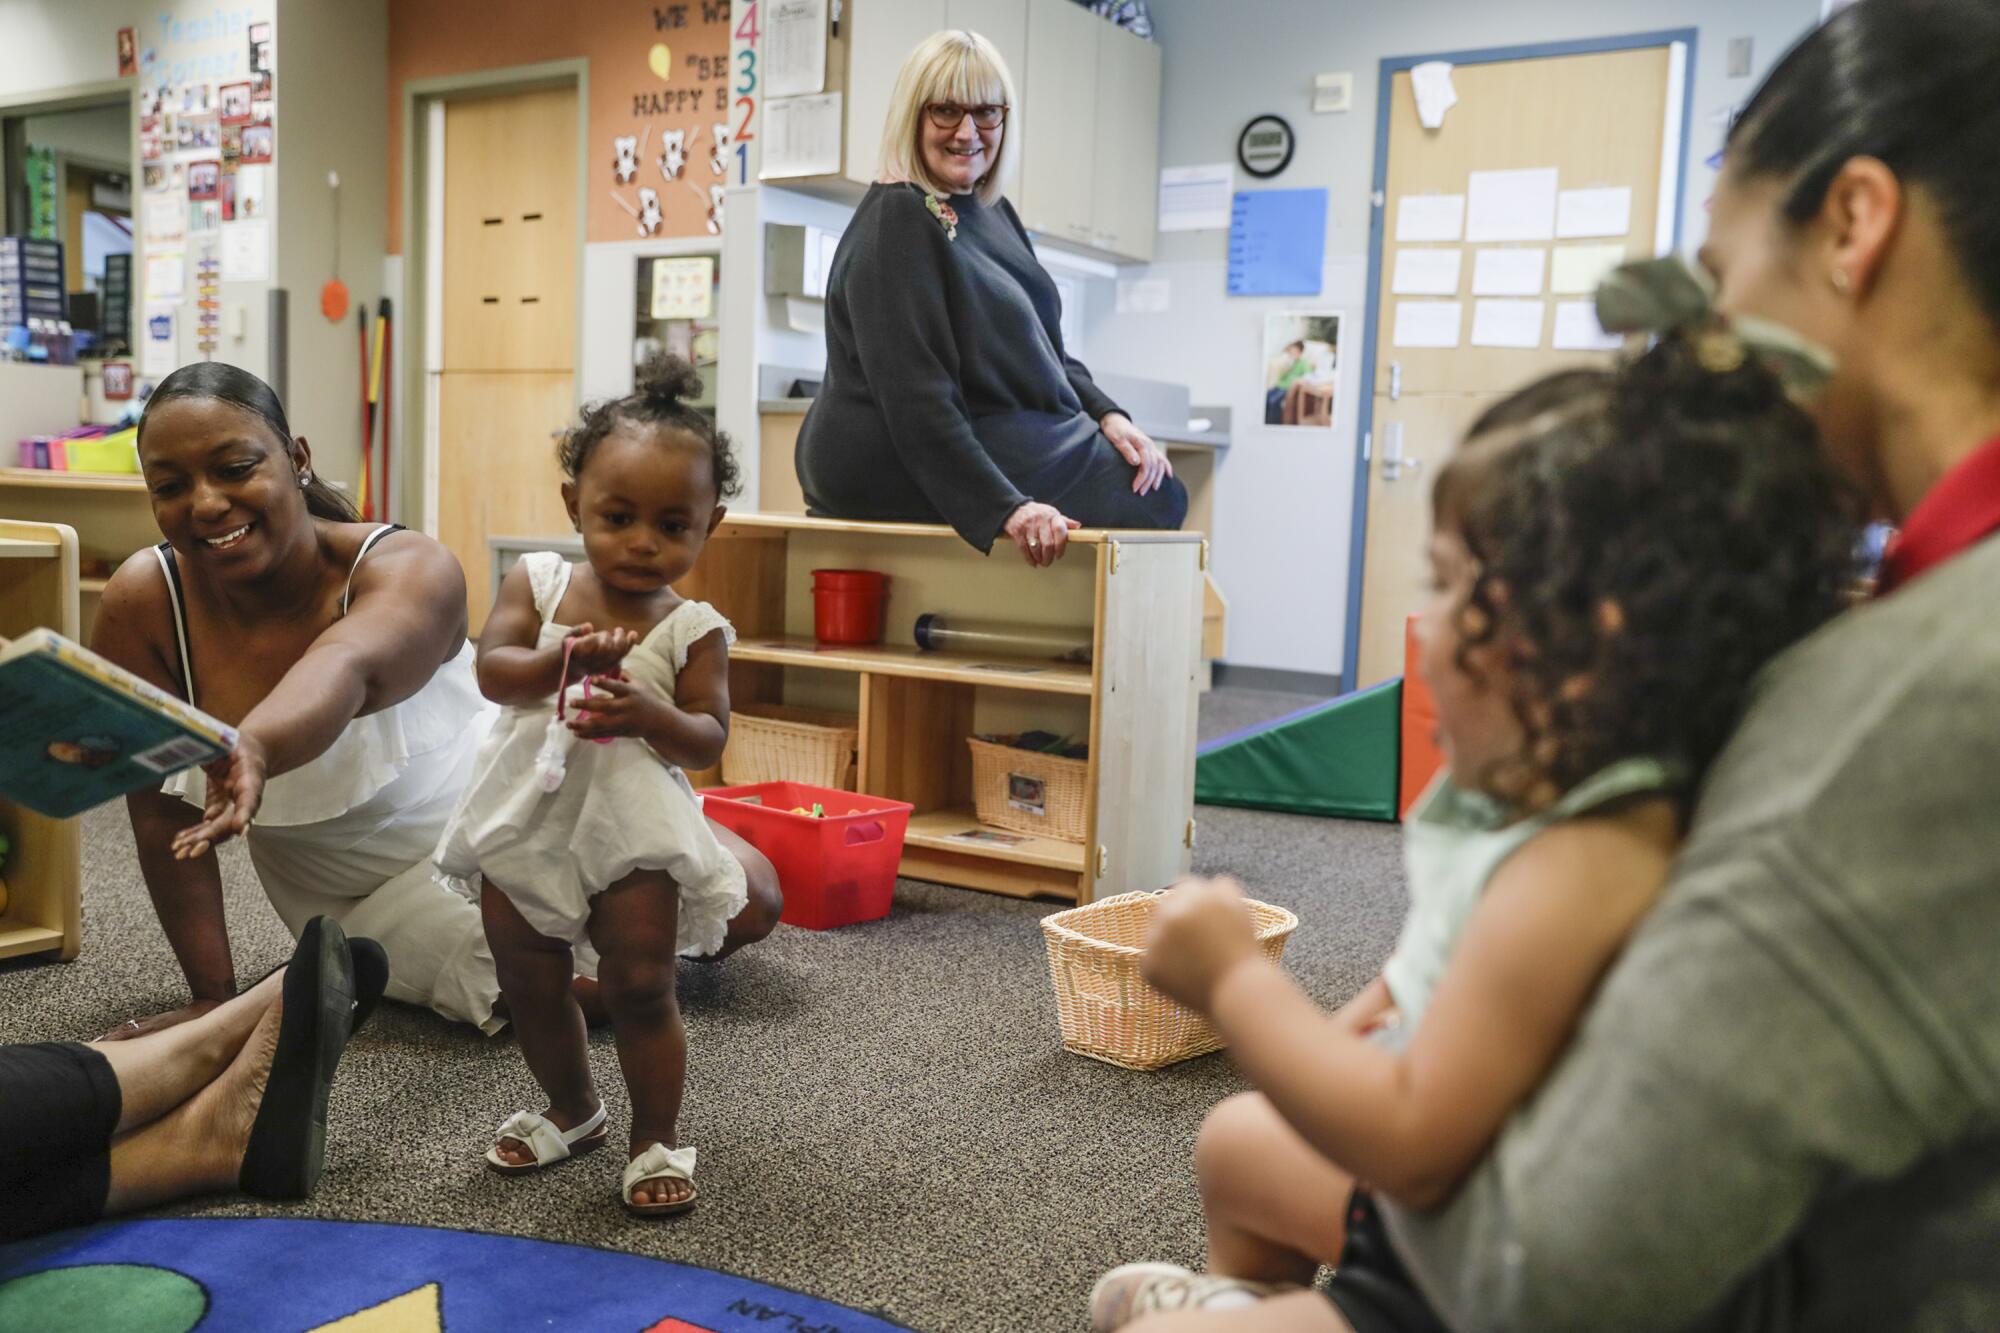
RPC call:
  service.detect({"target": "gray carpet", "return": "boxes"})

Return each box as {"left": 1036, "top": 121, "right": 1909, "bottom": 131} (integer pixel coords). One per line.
{"left": 0, "top": 688, "right": 1404, "bottom": 1333}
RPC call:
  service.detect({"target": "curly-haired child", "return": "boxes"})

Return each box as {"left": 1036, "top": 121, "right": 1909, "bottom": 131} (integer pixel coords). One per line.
{"left": 1092, "top": 329, "right": 1863, "bottom": 1330}
{"left": 435, "top": 354, "right": 745, "bottom": 1217}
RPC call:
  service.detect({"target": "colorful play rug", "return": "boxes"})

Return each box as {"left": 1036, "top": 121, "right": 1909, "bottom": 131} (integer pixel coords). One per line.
{"left": 0, "top": 1217, "right": 913, "bottom": 1332}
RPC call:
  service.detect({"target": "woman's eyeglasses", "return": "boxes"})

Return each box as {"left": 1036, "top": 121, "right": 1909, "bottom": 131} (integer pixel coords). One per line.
{"left": 925, "top": 102, "right": 1008, "bottom": 130}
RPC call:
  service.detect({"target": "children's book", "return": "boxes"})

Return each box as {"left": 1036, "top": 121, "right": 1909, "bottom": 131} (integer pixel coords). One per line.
{"left": 0, "top": 628, "right": 236, "bottom": 818}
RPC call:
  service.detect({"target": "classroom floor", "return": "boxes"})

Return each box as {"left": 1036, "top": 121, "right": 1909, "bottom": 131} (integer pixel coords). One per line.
{"left": 0, "top": 688, "right": 1407, "bottom": 1333}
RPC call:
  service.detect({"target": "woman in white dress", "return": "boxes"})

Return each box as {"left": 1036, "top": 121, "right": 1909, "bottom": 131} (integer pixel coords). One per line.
{"left": 91, "top": 362, "right": 780, "bottom": 1040}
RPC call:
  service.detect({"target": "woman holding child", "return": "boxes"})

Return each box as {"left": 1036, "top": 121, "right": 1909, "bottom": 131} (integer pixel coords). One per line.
{"left": 1103, "top": 2, "right": 2000, "bottom": 1329}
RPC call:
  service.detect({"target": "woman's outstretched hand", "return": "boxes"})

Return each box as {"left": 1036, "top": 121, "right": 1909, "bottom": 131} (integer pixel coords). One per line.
{"left": 1003, "top": 501, "right": 1081, "bottom": 568}
{"left": 1101, "top": 412, "right": 1174, "bottom": 496}
{"left": 1142, "top": 876, "right": 1261, "bottom": 1014}
{"left": 170, "top": 732, "right": 270, "bottom": 860}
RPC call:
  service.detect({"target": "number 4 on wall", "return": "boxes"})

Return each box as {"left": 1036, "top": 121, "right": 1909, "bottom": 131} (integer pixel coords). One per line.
{"left": 735, "top": 3, "right": 760, "bottom": 42}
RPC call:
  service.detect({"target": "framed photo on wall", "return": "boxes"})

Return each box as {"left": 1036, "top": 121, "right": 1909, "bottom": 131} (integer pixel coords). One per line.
{"left": 218, "top": 82, "right": 254, "bottom": 126}
{"left": 239, "top": 123, "right": 273, "bottom": 165}
{"left": 1261, "top": 311, "right": 1343, "bottom": 429}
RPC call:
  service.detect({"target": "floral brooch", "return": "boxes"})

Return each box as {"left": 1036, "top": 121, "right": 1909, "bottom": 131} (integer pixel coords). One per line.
{"left": 925, "top": 193, "right": 959, "bottom": 241}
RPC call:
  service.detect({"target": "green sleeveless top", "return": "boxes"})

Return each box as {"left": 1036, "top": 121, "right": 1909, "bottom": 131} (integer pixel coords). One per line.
{"left": 1381, "top": 757, "right": 1684, "bottom": 1027}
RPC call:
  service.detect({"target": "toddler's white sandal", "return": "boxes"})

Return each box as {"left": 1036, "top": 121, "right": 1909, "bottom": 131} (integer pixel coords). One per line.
{"left": 622, "top": 1141, "right": 698, "bottom": 1216}
{"left": 484, "top": 1102, "right": 609, "bottom": 1175}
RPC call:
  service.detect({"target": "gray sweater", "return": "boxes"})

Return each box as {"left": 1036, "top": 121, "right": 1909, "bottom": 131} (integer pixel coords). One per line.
{"left": 1386, "top": 533, "right": 2000, "bottom": 1331}
{"left": 795, "top": 183, "right": 1121, "bottom": 552}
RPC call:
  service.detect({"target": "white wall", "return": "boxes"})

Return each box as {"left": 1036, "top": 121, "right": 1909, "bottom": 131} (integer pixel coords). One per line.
{"left": 1073, "top": 0, "right": 1822, "bottom": 681}
{"left": 23, "top": 105, "right": 130, "bottom": 165}
{"left": 275, "top": 0, "right": 387, "bottom": 509}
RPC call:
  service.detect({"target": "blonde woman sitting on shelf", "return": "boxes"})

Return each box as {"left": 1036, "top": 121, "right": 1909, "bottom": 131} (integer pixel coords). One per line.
{"left": 794, "top": 29, "right": 1185, "bottom": 569}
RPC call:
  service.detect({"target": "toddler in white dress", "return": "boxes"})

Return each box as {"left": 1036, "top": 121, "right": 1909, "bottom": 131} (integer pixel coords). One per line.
{"left": 435, "top": 355, "right": 747, "bottom": 1216}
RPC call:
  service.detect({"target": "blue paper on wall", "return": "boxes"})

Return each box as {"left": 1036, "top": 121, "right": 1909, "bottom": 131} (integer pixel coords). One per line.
{"left": 1227, "top": 189, "right": 1328, "bottom": 296}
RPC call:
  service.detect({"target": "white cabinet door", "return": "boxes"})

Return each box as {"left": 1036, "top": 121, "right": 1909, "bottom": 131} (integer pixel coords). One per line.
{"left": 945, "top": 0, "right": 1029, "bottom": 197}
{"left": 1018, "top": 0, "right": 1099, "bottom": 246}
{"left": 844, "top": 0, "right": 949, "bottom": 188}
{"left": 1090, "top": 22, "right": 1160, "bottom": 262}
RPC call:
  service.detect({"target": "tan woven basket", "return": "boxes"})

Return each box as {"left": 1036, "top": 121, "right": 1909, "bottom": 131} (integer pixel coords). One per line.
{"left": 721, "top": 704, "right": 858, "bottom": 790}
{"left": 1040, "top": 891, "right": 1299, "bottom": 1070}
{"left": 967, "top": 737, "right": 1089, "bottom": 843}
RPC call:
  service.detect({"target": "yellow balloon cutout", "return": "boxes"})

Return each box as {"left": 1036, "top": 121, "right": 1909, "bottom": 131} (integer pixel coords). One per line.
{"left": 648, "top": 43, "right": 673, "bottom": 82}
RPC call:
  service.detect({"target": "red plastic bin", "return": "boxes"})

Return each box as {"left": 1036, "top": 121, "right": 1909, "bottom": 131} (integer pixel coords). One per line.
{"left": 701, "top": 781, "right": 914, "bottom": 930}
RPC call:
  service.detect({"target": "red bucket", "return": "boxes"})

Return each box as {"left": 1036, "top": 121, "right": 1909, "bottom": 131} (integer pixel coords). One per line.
{"left": 702, "top": 781, "right": 913, "bottom": 930}
{"left": 811, "top": 568, "right": 888, "bottom": 645}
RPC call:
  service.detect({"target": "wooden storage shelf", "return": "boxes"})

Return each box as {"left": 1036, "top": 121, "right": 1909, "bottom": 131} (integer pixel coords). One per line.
{"left": 732, "top": 636, "right": 1093, "bottom": 695}
{"left": 0, "top": 467, "right": 146, "bottom": 493}
{"left": 668, "top": 511, "right": 1202, "bottom": 905}
{"left": 903, "top": 807, "right": 1085, "bottom": 872}
{"left": 0, "top": 520, "right": 84, "bottom": 962}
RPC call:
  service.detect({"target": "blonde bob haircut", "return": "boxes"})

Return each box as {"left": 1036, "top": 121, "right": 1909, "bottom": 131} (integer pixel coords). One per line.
{"left": 877, "top": 30, "right": 1017, "bottom": 205}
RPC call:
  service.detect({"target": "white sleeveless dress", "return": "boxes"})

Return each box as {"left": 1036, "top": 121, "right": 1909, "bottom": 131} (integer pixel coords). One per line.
{"left": 433, "top": 551, "right": 748, "bottom": 968}
{"left": 154, "top": 524, "right": 506, "bottom": 1032}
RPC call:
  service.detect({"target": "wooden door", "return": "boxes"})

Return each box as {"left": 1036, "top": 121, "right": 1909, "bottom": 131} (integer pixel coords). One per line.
{"left": 1018, "top": 0, "right": 1097, "bottom": 246}
{"left": 438, "top": 85, "right": 579, "bottom": 630}
{"left": 1355, "top": 46, "right": 1675, "bottom": 686}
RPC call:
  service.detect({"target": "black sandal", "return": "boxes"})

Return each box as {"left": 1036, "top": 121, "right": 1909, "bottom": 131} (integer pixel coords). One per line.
{"left": 238, "top": 916, "right": 359, "bottom": 1200}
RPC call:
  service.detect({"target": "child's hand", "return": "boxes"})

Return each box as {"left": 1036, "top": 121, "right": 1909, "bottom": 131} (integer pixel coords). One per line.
{"left": 565, "top": 625, "right": 638, "bottom": 679}
{"left": 1141, "top": 876, "right": 1261, "bottom": 1014}
{"left": 568, "top": 676, "right": 667, "bottom": 741}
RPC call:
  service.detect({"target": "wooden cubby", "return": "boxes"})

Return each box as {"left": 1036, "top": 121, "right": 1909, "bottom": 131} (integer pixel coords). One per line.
{"left": 0, "top": 520, "right": 84, "bottom": 962}
{"left": 0, "top": 468, "right": 156, "bottom": 644}
{"left": 674, "top": 514, "right": 1204, "bottom": 904}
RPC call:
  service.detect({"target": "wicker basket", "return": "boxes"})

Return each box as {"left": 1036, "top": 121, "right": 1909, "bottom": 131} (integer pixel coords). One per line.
{"left": 1040, "top": 891, "right": 1299, "bottom": 1070}
{"left": 721, "top": 704, "right": 858, "bottom": 791}
{"left": 967, "top": 737, "right": 1089, "bottom": 843}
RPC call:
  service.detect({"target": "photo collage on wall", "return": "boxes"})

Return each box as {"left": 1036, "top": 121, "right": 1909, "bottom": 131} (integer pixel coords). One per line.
{"left": 138, "top": 16, "right": 274, "bottom": 370}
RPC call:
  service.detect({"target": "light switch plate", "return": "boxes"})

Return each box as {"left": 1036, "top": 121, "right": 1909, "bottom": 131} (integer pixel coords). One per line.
{"left": 1314, "top": 72, "right": 1353, "bottom": 114}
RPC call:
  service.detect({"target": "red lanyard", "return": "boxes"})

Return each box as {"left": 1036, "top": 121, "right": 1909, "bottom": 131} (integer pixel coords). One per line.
{"left": 1878, "top": 433, "right": 2000, "bottom": 592}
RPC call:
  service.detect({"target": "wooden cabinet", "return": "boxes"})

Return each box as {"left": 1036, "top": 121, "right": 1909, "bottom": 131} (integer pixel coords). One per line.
{"left": 1089, "top": 20, "right": 1161, "bottom": 262}
{"left": 1017, "top": 0, "right": 1100, "bottom": 249}
{"left": 797, "top": 0, "right": 1159, "bottom": 264}
{"left": 0, "top": 520, "right": 83, "bottom": 962}
{"left": 842, "top": 0, "right": 946, "bottom": 189}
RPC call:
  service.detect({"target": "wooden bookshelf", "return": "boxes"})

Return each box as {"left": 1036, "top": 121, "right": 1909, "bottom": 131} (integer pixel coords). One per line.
{"left": 0, "top": 467, "right": 146, "bottom": 493}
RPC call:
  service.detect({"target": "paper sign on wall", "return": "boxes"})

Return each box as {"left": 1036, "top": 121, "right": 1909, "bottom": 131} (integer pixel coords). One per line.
{"left": 1466, "top": 168, "right": 1559, "bottom": 243}
{"left": 650, "top": 256, "right": 716, "bottom": 319}
{"left": 1553, "top": 300, "right": 1623, "bottom": 351}
{"left": 1393, "top": 301, "right": 1462, "bottom": 349}
{"left": 1227, "top": 188, "right": 1328, "bottom": 297}
{"left": 1395, "top": 194, "right": 1464, "bottom": 244}
{"left": 1549, "top": 243, "right": 1629, "bottom": 295}
{"left": 1158, "top": 163, "right": 1234, "bottom": 232}
{"left": 220, "top": 220, "right": 269, "bottom": 282}
{"left": 1556, "top": 187, "right": 1632, "bottom": 239}
{"left": 1471, "top": 298, "right": 1545, "bottom": 348}
{"left": 145, "top": 251, "right": 186, "bottom": 302}
{"left": 764, "top": 0, "right": 828, "bottom": 98}
{"left": 1391, "top": 248, "right": 1462, "bottom": 297}
{"left": 760, "top": 93, "right": 843, "bottom": 179}
{"left": 142, "top": 305, "right": 179, "bottom": 376}
{"left": 1471, "top": 248, "right": 1545, "bottom": 297}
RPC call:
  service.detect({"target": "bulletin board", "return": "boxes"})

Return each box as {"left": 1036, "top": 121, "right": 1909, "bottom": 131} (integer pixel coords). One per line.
{"left": 592, "top": 2, "right": 735, "bottom": 242}
{"left": 135, "top": 7, "right": 277, "bottom": 379}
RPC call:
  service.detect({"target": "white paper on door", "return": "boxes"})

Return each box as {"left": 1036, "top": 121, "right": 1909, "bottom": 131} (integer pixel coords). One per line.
{"left": 220, "top": 220, "right": 269, "bottom": 282}
{"left": 1471, "top": 299, "right": 1545, "bottom": 348}
{"left": 1394, "top": 194, "right": 1465, "bottom": 244}
{"left": 1555, "top": 186, "right": 1632, "bottom": 239}
{"left": 1552, "top": 300, "right": 1623, "bottom": 350}
{"left": 1391, "top": 248, "right": 1462, "bottom": 297}
{"left": 1465, "top": 168, "right": 1559, "bottom": 243}
{"left": 1549, "top": 243, "right": 1629, "bottom": 295}
{"left": 1393, "top": 301, "right": 1462, "bottom": 349}
{"left": 759, "top": 93, "right": 843, "bottom": 179}
{"left": 764, "top": 0, "right": 828, "bottom": 98}
{"left": 1471, "top": 248, "right": 1545, "bottom": 297}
